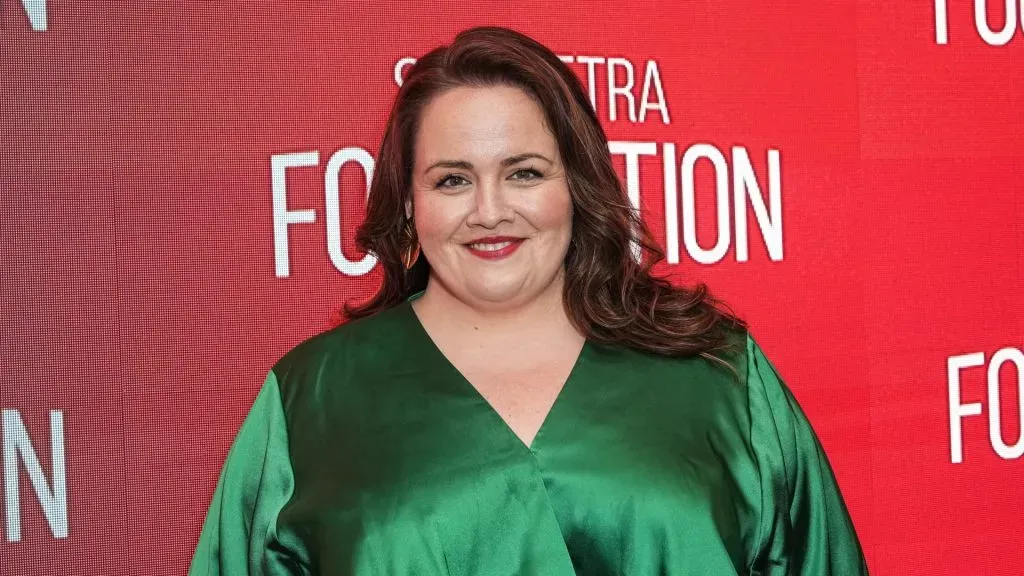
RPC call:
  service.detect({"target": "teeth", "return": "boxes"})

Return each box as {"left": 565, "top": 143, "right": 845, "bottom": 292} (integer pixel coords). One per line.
{"left": 469, "top": 241, "right": 514, "bottom": 251}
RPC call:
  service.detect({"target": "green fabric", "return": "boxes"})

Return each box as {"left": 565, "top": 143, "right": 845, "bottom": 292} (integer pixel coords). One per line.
{"left": 190, "top": 371, "right": 306, "bottom": 575}
{"left": 190, "top": 298, "right": 868, "bottom": 575}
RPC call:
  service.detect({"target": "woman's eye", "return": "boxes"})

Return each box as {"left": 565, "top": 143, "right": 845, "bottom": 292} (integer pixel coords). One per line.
{"left": 436, "top": 174, "right": 469, "bottom": 188}
{"left": 511, "top": 168, "right": 542, "bottom": 181}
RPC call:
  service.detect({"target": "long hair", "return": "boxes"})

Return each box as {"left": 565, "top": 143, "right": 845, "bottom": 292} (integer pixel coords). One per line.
{"left": 345, "top": 26, "right": 748, "bottom": 372}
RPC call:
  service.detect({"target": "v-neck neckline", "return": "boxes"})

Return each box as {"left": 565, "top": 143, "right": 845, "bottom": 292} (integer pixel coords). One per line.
{"left": 400, "top": 297, "right": 589, "bottom": 454}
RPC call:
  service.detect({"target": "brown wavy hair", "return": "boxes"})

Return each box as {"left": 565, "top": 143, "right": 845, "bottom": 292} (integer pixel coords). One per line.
{"left": 345, "top": 26, "right": 747, "bottom": 372}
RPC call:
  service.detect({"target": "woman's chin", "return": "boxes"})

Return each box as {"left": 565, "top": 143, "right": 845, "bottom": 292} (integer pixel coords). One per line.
{"left": 464, "top": 277, "right": 532, "bottom": 306}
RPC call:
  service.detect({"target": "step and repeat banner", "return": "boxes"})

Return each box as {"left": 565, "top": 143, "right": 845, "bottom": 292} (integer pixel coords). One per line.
{"left": 2, "top": 1, "right": 1021, "bottom": 574}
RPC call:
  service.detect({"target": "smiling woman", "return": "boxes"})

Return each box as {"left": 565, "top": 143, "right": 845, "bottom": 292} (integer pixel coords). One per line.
{"left": 189, "top": 26, "right": 869, "bottom": 576}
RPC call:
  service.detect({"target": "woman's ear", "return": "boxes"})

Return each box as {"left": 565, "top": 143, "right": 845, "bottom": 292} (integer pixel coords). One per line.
{"left": 404, "top": 198, "right": 413, "bottom": 220}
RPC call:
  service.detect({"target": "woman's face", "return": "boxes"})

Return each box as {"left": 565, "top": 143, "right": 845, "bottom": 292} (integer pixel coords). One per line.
{"left": 410, "top": 85, "right": 573, "bottom": 309}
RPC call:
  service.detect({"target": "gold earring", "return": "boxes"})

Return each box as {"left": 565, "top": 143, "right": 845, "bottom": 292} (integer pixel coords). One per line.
{"left": 401, "top": 219, "right": 420, "bottom": 270}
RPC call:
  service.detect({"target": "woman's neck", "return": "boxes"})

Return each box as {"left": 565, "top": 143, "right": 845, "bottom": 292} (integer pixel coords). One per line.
{"left": 411, "top": 274, "right": 581, "bottom": 346}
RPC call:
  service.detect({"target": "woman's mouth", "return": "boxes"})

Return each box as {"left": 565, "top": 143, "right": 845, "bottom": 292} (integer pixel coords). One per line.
{"left": 464, "top": 237, "right": 524, "bottom": 260}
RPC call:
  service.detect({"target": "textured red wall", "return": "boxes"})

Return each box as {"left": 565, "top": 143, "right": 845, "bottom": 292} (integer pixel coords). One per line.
{"left": 1, "top": 2, "right": 1021, "bottom": 574}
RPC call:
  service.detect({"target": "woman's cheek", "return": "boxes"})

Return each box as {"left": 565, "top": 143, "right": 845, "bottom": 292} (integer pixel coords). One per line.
{"left": 415, "top": 196, "right": 462, "bottom": 248}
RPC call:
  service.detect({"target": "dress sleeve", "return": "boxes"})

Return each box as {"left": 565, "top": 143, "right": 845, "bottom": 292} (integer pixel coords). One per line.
{"left": 189, "top": 370, "right": 301, "bottom": 576}
{"left": 745, "top": 334, "right": 869, "bottom": 575}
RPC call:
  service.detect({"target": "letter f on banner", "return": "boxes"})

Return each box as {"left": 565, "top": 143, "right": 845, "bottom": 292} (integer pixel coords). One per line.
{"left": 948, "top": 352, "right": 985, "bottom": 463}
{"left": 271, "top": 152, "right": 319, "bottom": 278}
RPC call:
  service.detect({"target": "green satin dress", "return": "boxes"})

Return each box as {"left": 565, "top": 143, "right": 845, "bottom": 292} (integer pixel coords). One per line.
{"left": 190, "top": 296, "right": 868, "bottom": 575}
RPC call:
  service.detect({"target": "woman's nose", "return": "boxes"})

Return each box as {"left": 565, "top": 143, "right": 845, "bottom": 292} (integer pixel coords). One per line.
{"left": 466, "top": 179, "right": 514, "bottom": 227}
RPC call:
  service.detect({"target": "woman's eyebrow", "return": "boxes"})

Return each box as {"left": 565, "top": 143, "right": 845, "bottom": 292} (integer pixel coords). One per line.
{"left": 424, "top": 152, "right": 553, "bottom": 173}
{"left": 500, "top": 152, "right": 552, "bottom": 167}
{"left": 425, "top": 159, "right": 473, "bottom": 172}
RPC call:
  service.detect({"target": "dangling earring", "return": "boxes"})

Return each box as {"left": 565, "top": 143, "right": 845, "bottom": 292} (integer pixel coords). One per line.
{"left": 401, "top": 218, "right": 421, "bottom": 269}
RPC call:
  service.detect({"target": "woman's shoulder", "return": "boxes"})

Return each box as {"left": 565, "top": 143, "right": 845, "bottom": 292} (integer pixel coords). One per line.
{"left": 592, "top": 324, "right": 751, "bottom": 384}
{"left": 269, "top": 303, "right": 412, "bottom": 383}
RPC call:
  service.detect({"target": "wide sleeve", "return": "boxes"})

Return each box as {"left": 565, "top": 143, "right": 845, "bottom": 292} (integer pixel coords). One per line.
{"left": 745, "top": 334, "right": 869, "bottom": 575}
{"left": 189, "top": 370, "right": 302, "bottom": 576}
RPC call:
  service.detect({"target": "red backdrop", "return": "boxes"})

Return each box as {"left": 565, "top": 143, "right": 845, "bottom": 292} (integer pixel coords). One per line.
{"left": 2, "top": 2, "right": 1022, "bottom": 574}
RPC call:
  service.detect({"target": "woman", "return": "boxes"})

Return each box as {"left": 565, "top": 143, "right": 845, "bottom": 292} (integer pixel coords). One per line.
{"left": 190, "top": 26, "right": 868, "bottom": 575}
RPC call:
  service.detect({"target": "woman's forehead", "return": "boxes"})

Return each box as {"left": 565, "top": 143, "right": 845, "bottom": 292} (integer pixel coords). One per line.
{"left": 414, "top": 86, "right": 558, "bottom": 167}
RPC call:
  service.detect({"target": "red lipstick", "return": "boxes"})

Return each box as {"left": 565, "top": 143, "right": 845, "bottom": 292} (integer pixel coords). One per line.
{"left": 464, "top": 236, "right": 524, "bottom": 260}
